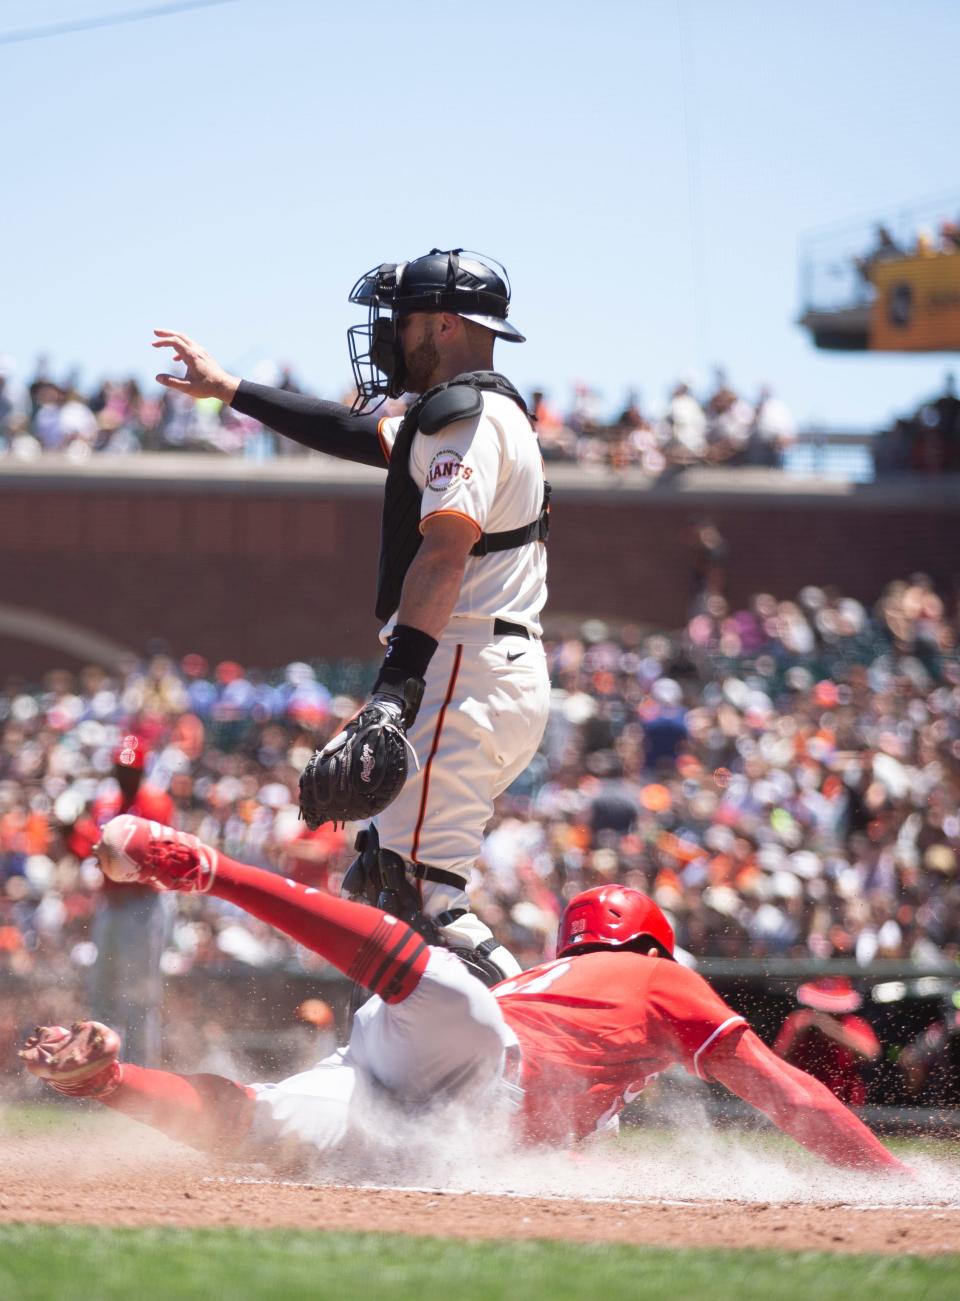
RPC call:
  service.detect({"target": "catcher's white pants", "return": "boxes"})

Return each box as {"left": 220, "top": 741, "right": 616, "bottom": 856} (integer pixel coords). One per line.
{"left": 246, "top": 948, "right": 511, "bottom": 1169}
{"left": 374, "top": 617, "right": 550, "bottom": 909}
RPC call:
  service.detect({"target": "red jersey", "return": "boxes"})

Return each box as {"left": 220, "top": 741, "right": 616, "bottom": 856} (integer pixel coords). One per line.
{"left": 494, "top": 951, "right": 746, "bottom": 1145}
{"left": 283, "top": 823, "right": 348, "bottom": 891}
{"left": 773, "top": 1011, "right": 878, "bottom": 1106}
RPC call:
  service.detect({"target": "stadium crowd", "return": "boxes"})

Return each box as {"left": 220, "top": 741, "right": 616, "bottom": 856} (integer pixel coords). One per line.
{"left": 0, "top": 354, "right": 798, "bottom": 474}
{"left": 1, "top": 574, "right": 958, "bottom": 1007}
{"left": 855, "top": 217, "right": 960, "bottom": 283}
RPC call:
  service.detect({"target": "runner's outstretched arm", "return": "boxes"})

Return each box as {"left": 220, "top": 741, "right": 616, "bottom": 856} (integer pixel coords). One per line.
{"left": 706, "top": 1027, "right": 906, "bottom": 1173}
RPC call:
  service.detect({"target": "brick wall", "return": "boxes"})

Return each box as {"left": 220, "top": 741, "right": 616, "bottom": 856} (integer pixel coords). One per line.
{"left": 0, "top": 464, "right": 957, "bottom": 679}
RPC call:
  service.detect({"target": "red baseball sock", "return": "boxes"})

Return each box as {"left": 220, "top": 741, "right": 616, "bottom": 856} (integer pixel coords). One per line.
{"left": 209, "top": 856, "right": 429, "bottom": 1004}
{"left": 101, "top": 1065, "right": 256, "bottom": 1155}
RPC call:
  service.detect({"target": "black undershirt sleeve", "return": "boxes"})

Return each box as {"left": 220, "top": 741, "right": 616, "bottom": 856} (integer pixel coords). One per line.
{"left": 231, "top": 380, "right": 387, "bottom": 468}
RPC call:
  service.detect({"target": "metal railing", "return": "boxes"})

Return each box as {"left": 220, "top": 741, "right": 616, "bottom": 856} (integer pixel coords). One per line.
{"left": 799, "top": 191, "right": 960, "bottom": 316}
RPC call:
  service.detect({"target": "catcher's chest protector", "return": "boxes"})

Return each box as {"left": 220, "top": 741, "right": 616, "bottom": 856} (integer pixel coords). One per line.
{"left": 374, "top": 371, "right": 533, "bottom": 622}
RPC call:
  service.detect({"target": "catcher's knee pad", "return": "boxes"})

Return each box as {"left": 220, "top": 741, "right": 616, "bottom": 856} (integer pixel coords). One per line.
{"left": 435, "top": 910, "right": 522, "bottom": 987}
{"left": 343, "top": 833, "right": 516, "bottom": 987}
{"left": 342, "top": 828, "right": 438, "bottom": 942}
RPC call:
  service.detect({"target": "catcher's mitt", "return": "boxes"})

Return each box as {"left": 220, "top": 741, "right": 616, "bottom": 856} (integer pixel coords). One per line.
{"left": 299, "top": 696, "right": 418, "bottom": 829}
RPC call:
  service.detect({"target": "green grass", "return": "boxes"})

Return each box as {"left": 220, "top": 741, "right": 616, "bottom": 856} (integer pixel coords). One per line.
{"left": 0, "top": 1102, "right": 90, "bottom": 1133}
{"left": 888, "top": 1133, "right": 960, "bottom": 1161}
{"left": 0, "top": 1226, "right": 957, "bottom": 1301}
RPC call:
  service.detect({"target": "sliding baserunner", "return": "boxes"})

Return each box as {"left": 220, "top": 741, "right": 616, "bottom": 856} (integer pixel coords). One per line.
{"left": 22, "top": 816, "right": 906, "bottom": 1177}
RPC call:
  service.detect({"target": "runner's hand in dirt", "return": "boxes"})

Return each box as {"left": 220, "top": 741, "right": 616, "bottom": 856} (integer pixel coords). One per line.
{"left": 152, "top": 329, "right": 240, "bottom": 405}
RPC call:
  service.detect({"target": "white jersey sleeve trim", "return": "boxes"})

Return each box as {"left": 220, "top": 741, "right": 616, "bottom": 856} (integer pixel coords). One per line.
{"left": 692, "top": 1015, "right": 747, "bottom": 1079}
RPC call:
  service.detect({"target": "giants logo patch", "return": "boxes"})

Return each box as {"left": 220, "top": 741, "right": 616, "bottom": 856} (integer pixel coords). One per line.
{"left": 426, "top": 448, "right": 473, "bottom": 492}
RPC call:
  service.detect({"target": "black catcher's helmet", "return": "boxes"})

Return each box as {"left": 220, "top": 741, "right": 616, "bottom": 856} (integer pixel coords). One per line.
{"left": 347, "top": 248, "right": 525, "bottom": 412}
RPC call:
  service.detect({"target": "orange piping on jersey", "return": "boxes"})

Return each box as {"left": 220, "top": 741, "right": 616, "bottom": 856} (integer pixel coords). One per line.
{"left": 377, "top": 417, "right": 392, "bottom": 465}
{"left": 419, "top": 510, "right": 483, "bottom": 542}
{"left": 410, "top": 644, "right": 464, "bottom": 882}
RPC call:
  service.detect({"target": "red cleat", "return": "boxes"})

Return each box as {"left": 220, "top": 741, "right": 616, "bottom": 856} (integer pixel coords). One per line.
{"left": 20, "top": 1021, "right": 122, "bottom": 1098}
{"left": 96, "top": 815, "right": 218, "bottom": 893}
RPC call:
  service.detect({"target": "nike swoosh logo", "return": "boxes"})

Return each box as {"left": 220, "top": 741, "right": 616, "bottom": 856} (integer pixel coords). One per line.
{"left": 507, "top": 651, "right": 525, "bottom": 662}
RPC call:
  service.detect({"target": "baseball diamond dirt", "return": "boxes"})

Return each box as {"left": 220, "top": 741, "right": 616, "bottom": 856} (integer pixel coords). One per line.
{"left": 3, "top": 1112, "right": 959, "bottom": 1258}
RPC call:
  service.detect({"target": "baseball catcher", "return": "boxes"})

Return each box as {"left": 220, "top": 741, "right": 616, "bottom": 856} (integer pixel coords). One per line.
{"left": 152, "top": 248, "right": 551, "bottom": 986}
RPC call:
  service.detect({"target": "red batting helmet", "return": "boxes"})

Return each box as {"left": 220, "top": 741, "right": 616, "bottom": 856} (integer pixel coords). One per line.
{"left": 557, "top": 885, "right": 675, "bottom": 959}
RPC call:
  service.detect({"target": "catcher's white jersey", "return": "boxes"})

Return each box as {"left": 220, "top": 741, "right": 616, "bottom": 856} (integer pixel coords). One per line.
{"left": 378, "top": 390, "right": 548, "bottom": 635}
{"left": 372, "top": 390, "right": 551, "bottom": 918}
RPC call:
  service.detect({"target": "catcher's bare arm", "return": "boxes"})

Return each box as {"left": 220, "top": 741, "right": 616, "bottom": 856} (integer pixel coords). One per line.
{"left": 152, "top": 329, "right": 384, "bottom": 468}
{"left": 707, "top": 1026, "right": 906, "bottom": 1172}
{"left": 397, "top": 514, "right": 477, "bottom": 640}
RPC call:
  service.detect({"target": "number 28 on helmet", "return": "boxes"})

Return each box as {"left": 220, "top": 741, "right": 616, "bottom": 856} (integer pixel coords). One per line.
{"left": 556, "top": 886, "right": 675, "bottom": 960}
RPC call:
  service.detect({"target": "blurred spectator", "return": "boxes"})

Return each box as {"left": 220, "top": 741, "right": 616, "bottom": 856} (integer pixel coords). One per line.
{"left": 689, "top": 522, "right": 729, "bottom": 615}
{"left": 916, "top": 229, "right": 936, "bottom": 257}
{"left": 32, "top": 382, "right": 68, "bottom": 451}
{"left": 854, "top": 224, "right": 903, "bottom": 283}
{"left": 64, "top": 736, "right": 176, "bottom": 1066}
{"left": 705, "top": 376, "right": 754, "bottom": 464}
{"left": 640, "top": 679, "right": 688, "bottom": 772}
{"left": 567, "top": 383, "right": 604, "bottom": 437}
{"left": 748, "top": 386, "right": 797, "bottom": 468}
{"left": 773, "top": 977, "right": 880, "bottom": 1105}
{"left": 940, "top": 220, "right": 960, "bottom": 254}
{"left": 876, "top": 374, "right": 960, "bottom": 475}
{"left": 528, "top": 389, "right": 576, "bottom": 462}
{"left": 58, "top": 387, "right": 98, "bottom": 454}
{"left": 665, "top": 377, "right": 707, "bottom": 462}
{"left": 898, "top": 988, "right": 960, "bottom": 1106}
{"left": 0, "top": 357, "right": 29, "bottom": 442}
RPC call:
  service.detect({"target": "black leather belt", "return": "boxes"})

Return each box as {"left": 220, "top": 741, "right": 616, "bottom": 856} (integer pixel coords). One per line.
{"left": 493, "top": 618, "right": 532, "bottom": 639}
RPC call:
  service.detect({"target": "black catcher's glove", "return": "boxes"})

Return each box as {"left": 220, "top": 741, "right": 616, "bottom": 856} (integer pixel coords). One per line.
{"left": 298, "top": 677, "right": 423, "bottom": 829}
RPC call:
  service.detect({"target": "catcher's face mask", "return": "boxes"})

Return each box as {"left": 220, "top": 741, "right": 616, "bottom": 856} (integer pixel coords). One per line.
{"left": 347, "top": 261, "right": 409, "bottom": 413}
{"left": 347, "top": 249, "right": 524, "bottom": 413}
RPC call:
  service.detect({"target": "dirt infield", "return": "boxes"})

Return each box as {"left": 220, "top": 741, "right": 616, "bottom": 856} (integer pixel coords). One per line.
{"left": 3, "top": 1116, "right": 959, "bottom": 1257}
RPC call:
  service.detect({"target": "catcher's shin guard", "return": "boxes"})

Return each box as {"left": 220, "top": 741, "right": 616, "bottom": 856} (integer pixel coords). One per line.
{"left": 343, "top": 829, "right": 520, "bottom": 988}
{"left": 343, "top": 826, "right": 439, "bottom": 943}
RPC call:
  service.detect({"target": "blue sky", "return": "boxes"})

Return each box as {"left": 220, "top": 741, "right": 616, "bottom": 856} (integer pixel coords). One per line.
{"left": 3, "top": 0, "right": 957, "bottom": 426}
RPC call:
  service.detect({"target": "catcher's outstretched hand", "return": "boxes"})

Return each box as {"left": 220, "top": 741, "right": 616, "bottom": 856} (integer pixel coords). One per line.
{"left": 152, "top": 329, "right": 240, "bottom": 404}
